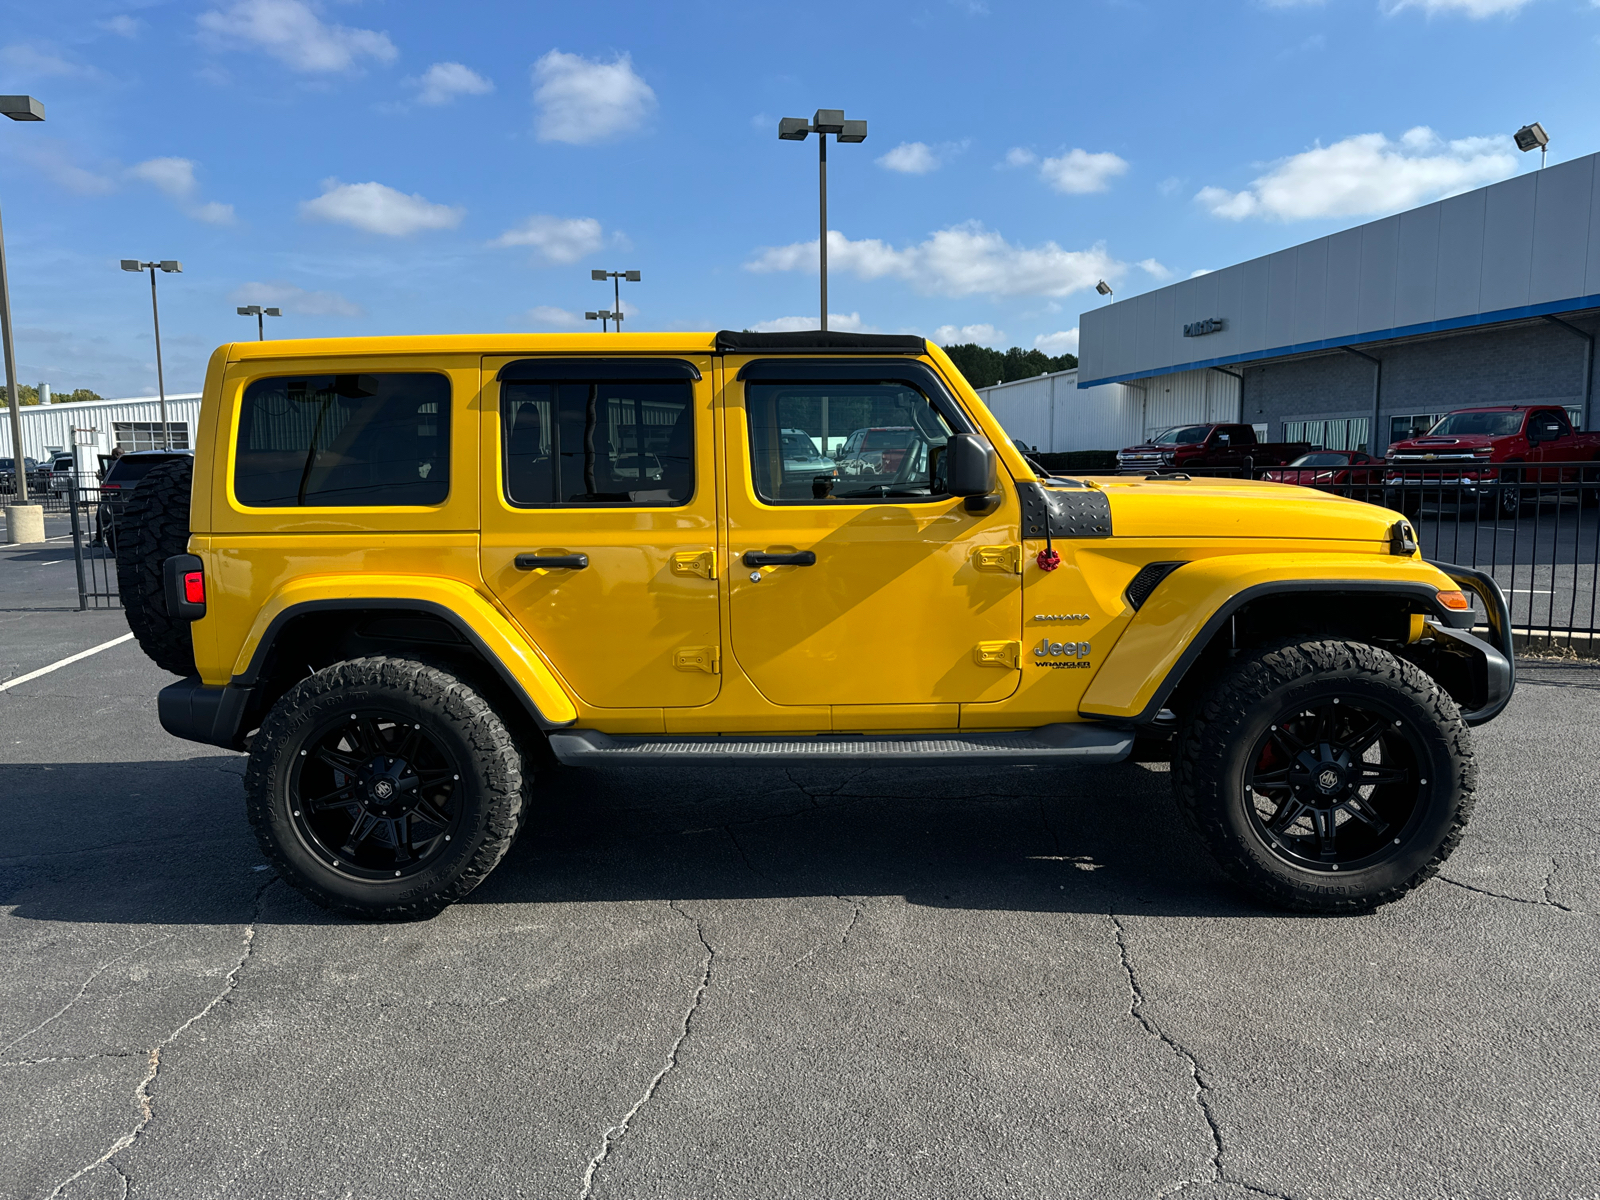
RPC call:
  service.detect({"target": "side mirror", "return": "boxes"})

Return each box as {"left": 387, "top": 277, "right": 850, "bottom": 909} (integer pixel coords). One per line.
{"left": 945, "top": 433, "right": 999, "bottom": 510}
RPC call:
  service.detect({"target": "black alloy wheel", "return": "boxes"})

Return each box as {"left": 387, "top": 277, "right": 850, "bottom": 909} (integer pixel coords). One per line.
{"left": 291, "top": 710, "right": 464, "bottom": 879}
{"left": 246, "top": 656, "right": 527, "bottom": 919}
{"left": 1244, "top": 697, "right": 1424, "bottom": 874}
{"left": 1174, "top": 639, "right": 1475, "bottom": 912}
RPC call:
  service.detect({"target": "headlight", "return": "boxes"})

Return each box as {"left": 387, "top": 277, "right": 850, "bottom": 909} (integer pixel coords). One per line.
{"left": 1161, "top": 452, "right": 1176, "bottom": 464}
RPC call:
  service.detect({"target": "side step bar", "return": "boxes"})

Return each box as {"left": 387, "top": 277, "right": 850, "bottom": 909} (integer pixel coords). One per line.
{"left": 547, "top": 723, "right": 1133, "bottom": 767}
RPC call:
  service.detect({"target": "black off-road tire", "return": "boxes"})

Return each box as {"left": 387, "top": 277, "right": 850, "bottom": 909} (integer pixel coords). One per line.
{"left": 245, "top": 657, "right": 525, "bottom": 920}
{"left": 117, "top": 457, "right": 196, "bottom": 677}
{"left": 1174, "top": 639, "right": 1475, "bottom": 913}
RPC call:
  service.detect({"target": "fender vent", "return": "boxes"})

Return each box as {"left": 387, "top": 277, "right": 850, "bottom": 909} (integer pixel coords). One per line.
{"left": 1125, "top": 561, "right": 1188, "bottom": 611}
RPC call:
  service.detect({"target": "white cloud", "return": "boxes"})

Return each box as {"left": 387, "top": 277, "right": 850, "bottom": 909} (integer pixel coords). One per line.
{"left": 1038, "top": 148, "right": 1129, "bottom": 194}
{"left": 19, "top": 143, "right": 116, "bottom": 195}
{"left": 935, "top": 323, "right": 1006, "bottom": 346}
{"left": 126, "top": 157, "right": 235, "bottom": 224}
{"left": 1157, "top": 176, "right": 1184, "bottom": 196}
{"left": 192, "top": 201, "right": 236, "bottom": 225}
{"left": 301, "top": 179, "right": 464, "bottom": 236}
{"left": 518, "top": 305, "right": 584, "bottom": 328}
{"left": 1138, "top": 258, "right": 1173, "bottom": 280}
{"left": 494, "top": 214, "right": 605, "bottom": 263}
{"left": 1034, "top": 329, "right": 1079, "bottom": 356}
{"left": 878, "top": 142, "right": 938, "bottom": 174}
{"left": 129, "top": 157, "right": 197, "bottom": 198}
{"left": 1003, "top": 147, "right": 1037, "bottom": 168}
{"left": 100, "top": 15, "right": 142, "bottom": 38}
{"left": 1196, "top": 127, "right": 1516, "bottom": 221}
{"left": 229, "top": 280, "right": 363, "bottom": 317}
{"left": 746, "top": 222, "right": 1122, "bottom": 299}
{"left": 1189, "top": 268, "right": 1214, "bottom": 278}
{"left": 1382, "top": 0, "right": 1533, "bottom": 15}
{"left": 1, "top": 43, "right": 97, "bottom": 78}
{"left": 531, "top": 50, "right": 656, "bottom": 144}
{"left": 750, "top": 313, "right": 871, "bottom": 333}
{"left": 413, "top": 62, "right": 494, "bottom": 106}
{"left": 197, "top": 0, "right": 397, "bottom": 73}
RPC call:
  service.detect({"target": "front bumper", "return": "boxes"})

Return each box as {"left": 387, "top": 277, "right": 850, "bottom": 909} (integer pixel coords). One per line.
{"left": 1424, "top": 560, "right": 1515, "bottom": 725}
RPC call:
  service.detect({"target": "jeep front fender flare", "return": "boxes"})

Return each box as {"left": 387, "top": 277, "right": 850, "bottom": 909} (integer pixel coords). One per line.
{"left": 1078, "top": 554, "right": 1499, "bottom": 724}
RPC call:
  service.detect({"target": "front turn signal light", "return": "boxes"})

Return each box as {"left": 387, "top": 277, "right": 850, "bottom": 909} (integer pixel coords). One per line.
{"left": 1436, "top": 589, "right": 1470, "bottom": 611}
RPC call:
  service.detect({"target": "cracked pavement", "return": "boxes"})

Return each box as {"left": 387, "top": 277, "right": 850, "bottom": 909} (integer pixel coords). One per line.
{"left": 2, "top": 571, "right": 1599, "bottom": 1197}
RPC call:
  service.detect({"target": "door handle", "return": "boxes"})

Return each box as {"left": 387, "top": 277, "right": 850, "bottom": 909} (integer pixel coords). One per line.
{"left": 742, "top": 550, "right": 816, "bottom": 567}
{"left": 514, "top": 553, "right": 589, "bottom": 570}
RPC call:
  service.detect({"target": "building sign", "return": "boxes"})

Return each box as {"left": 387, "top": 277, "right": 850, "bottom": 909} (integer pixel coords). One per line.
{"left": 1183, "top": 318, "right": 1226, "bottom": 337}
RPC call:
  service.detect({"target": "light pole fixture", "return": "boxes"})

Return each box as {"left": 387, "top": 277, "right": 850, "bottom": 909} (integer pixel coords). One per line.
{"left": 236, "top": 305, "right": 281, "bottom": 340}
{"left": 1096, "top": 280, "right": 1113, "bottom": 298}
{"left": 585, "top": 309, "right": 616, "bottom": 332}
{"left": 121, "top": 259, "right": 182, "bottom": 449}
{"left": 1514, "top": 122, "right": 1549, "bottom": 169}
{"left": 0, "top": 95, "right": 45, "bottom": 506}
{"left": 591, "top": 269, "right": 640, "bottom": 331}
{"left": 778, "top": 108, "right": 868, "bottom": 332}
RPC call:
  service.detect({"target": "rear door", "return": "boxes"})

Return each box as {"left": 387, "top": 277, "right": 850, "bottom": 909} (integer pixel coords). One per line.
{"left": 478, "top": 355, "right": 721, "bottom": 709}
{"left": 721, "top": 355, "right": 1022, "bottom": 710}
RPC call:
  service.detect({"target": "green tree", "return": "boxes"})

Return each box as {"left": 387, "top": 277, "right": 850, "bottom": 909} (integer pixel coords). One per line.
{"left": 940, "top": 343, "right": 1077, "bottom": 390}
{"left": 0, "top": 384, "right": 105, "bottom": 406}
{"left": 55, "top": 388, "right": 104, "bottom": 404}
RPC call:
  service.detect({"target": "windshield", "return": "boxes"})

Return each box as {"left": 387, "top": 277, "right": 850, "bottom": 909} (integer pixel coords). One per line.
{"left": 1428, "top": 412, "right": 1525, "bottom": 437}
{"left": 1150, "top": 425, "right": 1213, "bottom": 445}
{"left": 781, "top": 434, "right": 821, "bottom": 458}
{"left": 1288, "top": 453, "right": 1350, "bottom": 467}
{"left": 105, "top": 455, "right": 186, "bottom": 484}
{"left": 861, "top": 430, "right": 915, "bottom": 451}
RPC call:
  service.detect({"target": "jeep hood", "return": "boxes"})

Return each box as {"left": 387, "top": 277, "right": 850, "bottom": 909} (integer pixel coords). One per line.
{"left": 1092, "top": 477, "right": 1398, "bottom": 543}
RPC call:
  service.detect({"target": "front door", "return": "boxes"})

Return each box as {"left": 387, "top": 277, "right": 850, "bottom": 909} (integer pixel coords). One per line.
{"left": 479, "top": 355, "right": 721, "bottom": 709}
{"left": 722, "top": 356, "right": 1022, "bottom": 708}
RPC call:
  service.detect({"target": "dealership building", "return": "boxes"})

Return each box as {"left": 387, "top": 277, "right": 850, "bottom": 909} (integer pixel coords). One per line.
{"left": 987, "top": 149, "right": 1600, "bottom": 456}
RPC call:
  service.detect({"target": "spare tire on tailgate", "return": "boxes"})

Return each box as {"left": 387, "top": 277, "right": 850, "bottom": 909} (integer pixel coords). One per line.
{"left": 116, "top": 457, "right": 197, "bottom": 677}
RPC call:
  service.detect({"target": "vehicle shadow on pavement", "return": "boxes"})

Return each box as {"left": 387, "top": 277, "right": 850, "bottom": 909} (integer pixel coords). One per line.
{"left": 0, "top": 756, "right": 1288, "bottom": 925}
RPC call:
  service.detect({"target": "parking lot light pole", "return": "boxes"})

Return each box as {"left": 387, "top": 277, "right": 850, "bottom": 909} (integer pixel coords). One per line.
{"left": 236, "top": 304, "right": 281, "bottom": 340}
{"left": 585, "top": 309, "right": 614, "bottom": 332}
{"left": 1, "top": 96, "right": 45, "bottom": 517}
{"left": 590, "top": 269, "right": 640, "bottom": 331}
{"left": 779, "top": 109, "right": 867, "bottom": 332}
{"left": 121, "top": 259, "right": 181, "bottom": 449}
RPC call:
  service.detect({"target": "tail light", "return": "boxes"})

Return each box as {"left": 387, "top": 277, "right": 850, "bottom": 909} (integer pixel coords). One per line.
{"left": 163, "top": 554, "right": 206, "bottom": 620}
{"left": 183, "top": 571, "right": 205, "bottom": 605}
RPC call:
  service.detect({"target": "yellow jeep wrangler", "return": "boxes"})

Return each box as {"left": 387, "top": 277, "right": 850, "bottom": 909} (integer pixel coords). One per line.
{"left": 116, "top": 331, "right": 1513, "bottom": 919}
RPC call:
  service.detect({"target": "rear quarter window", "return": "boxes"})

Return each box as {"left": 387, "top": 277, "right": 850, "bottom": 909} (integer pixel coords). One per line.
{"left": 234, "top": 372, "right": 450, "bottom": 507}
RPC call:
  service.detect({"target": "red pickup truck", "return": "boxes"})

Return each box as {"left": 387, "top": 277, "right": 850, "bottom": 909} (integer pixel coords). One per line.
{"left": 1384, "top": 405, "right": 1600, "bottom": 517}
{"left": 1117, "top": 423, "right": 1312, "bottom": 472}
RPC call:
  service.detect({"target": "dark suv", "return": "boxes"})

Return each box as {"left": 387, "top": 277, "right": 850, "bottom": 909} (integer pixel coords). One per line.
{"left": 98, "top": 450, "right": 192, "bottom": 550}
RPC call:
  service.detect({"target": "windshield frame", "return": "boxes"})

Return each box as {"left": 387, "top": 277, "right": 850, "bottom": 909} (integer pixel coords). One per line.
{"left": 1427, "top": 411, "right": 1527, "bottom": 438}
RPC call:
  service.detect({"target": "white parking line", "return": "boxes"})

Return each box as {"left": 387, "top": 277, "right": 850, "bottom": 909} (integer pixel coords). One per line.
{"left": 0, "top": 633, "right": 135, "bottom": 693}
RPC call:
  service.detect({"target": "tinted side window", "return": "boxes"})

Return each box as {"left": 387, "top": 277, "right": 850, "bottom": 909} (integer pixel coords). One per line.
{"left": 235, "top": 373, "right": 450, "bottom": 507}
{"left": 745, "top": 382, "right": 953, "bottom": 503}
{"left": 502, "top": 381, "right": 693, "bottom": 507}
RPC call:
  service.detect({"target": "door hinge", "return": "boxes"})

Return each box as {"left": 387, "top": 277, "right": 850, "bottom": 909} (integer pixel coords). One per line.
{"left": 974, "top": 640, "right": 1021, "bottom": 669}
{"left": 974, "top": 544, "right": 1022, "bottom": 574}
{"left": 675, "top": 645, "right": 720, "bottom": 674}
{"left": 671, "top": 549, "right": 717, "bottom": 580}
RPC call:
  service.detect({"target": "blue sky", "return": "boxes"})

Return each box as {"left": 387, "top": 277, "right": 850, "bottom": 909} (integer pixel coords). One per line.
{"left": 0, "top": 0, "right": 1596, "bottom": 397}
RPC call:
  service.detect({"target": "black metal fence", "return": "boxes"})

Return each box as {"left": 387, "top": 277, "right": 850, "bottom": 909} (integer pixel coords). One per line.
{"left": 1096, "top": 459, "right": 1600, "bottom": 652}
{"left": 45, "top": 478, "right": 121, "bottom": 610}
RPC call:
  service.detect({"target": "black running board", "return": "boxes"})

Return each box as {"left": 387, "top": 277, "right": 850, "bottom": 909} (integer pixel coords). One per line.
{"left": 547, "top": 723, "right": 1132, "bottom": 767}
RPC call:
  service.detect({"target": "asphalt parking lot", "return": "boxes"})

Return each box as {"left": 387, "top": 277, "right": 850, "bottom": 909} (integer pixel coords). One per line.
{"left": 3, "top": 534, "right": 1599, "bottom": 1200}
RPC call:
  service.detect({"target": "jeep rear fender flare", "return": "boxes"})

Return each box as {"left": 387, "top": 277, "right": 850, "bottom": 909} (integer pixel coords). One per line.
{"left": 1078, "top": 554, "right": 1489, "bottom": 724}
{"left": 234, "top": 575, "right": 578, "bottom": 730}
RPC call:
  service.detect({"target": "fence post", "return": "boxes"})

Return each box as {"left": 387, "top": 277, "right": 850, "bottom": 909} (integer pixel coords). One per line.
{"left": 68, "top": 477, "right": 88, "bottom": 611}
